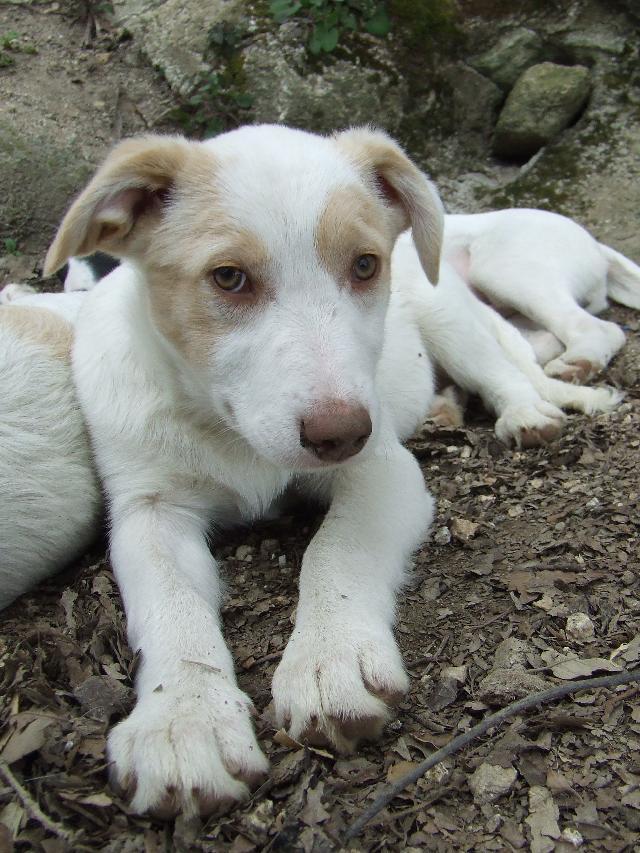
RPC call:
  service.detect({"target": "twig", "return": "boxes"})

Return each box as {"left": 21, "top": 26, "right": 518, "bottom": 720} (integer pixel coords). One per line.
{"left": 0, "top": 761, "right": 76, "bottom": 843}
{"left": 344, "top": 668, "right": 640, "bottom": 841}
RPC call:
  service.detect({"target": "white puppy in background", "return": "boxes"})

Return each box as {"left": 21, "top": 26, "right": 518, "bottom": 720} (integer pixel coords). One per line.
{"left": 0, "top": 126, "right": 627, "bottom": 818}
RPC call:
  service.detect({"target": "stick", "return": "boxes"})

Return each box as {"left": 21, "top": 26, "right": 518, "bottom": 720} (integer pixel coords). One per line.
{"left": 0, "top": 760, "right": 76, "bottom": 843}
{"left": 344, "top": 668, "right": 640, "bottom": 840}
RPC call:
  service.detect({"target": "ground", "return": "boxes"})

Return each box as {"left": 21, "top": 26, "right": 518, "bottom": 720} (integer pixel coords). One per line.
{"left": 1, "top": 5, "right": 639, "bottom": 853}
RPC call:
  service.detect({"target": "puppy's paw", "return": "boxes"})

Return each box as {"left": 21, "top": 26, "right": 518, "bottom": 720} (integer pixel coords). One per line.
{"left": 272, "top": 624, "right": 408, "bottom": 753}
{"left": 495, "top": 401, "right": 565, "bottom": 448}
{"left": 544, "top": 357, "right": 598, "bottom": 383}
{"left": 0, "top": 283, "right": 37, "bottom": 304}
{"left": 428, "top": 389, "right": 465, "bottom": 428}
{"left": 108, "top": 679, "right": 268, "bottom": 818}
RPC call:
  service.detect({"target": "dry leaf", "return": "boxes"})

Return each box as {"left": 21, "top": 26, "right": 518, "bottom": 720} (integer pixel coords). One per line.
{"left": 551, "top": 657, "right": 622, "bottom": 680}
{"left": 0, "top": 714, "right": 55, "bottom": 764}
{"left": 386, "top": 760, "right": 419, "bottom": 783}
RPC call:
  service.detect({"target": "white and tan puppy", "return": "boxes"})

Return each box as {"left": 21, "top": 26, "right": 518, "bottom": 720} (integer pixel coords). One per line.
{"left": 0, "top": 304, "right": 100, "bottom": 609}
{"left": 40, "top": 125, "right": 444, "bottom": 817}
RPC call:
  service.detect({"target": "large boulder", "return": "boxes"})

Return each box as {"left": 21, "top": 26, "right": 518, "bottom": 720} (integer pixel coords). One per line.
{"left": 493, "top": 62, "right": 591, "bottom": 161}
{"left": 470, "top": 28, "right": 545, "bottom": 91}
{"left": 113, "top": 0, "right": 247, "bottom": 96}
{"left": 243, "top": 34, "right": 407, "bottom": 134}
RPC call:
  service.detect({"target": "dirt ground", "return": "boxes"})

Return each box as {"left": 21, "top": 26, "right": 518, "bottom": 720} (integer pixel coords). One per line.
{"left": 1, "top": 5, "right": 640, "bottom": 853}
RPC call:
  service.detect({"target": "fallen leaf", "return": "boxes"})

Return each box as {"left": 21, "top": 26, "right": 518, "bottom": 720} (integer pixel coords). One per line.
{"left": 386, "top": 760, "right": 418, "bottom": 783}
{"left": 551, "top": 657, "right": 622, "bottom": 680}
{"left": 0, "top": 714, "right": 55, "bottom": 764}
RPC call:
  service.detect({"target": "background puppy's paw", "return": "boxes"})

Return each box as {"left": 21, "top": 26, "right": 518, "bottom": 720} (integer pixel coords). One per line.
{"left": 544, "top": 356, "right": 599, "bottom": 383}
{"left": 495, "top": 401, "right": 565, "bottom": 448}
{"left": 272, "top": 625, "right": 408, "bottom": 754}
{"left": 0, "top": 282, "right": 38, "bottom": 304}
{"left": 108, "top": 682, "right": 268, "bottom": 818}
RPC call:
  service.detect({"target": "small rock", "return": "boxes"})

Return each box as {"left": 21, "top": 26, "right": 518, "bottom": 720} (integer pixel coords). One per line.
{"left": 565, "top": 612, "right": 595, "bottom": 643}
{"left": 494, "top": 637, "right": 532, "bottom": 670}
{"left": 450, "top": 517, "right": 479, "bottom": 542}
{"left": 433, "top": 526, "right": 452, "bottom": 545}
{"left": 622, "top": 570, "right": 635, "bottom": 586}
{"left": 561, "top": 827, "right": 584, "bottom": 847}
{"left": 441, "top": 63, "right": 502, "bottom": 134}
{"left": 235, "top": 545, "right": 254, "bottom": 561}
{"left": 468, "top": 763, "right": 518, "bottom": 804}
{"left": 478, "top": 668, "right": 551, "bottom": 706}
{"left": 493, "top": 62, "right": 591, "bottom": 161}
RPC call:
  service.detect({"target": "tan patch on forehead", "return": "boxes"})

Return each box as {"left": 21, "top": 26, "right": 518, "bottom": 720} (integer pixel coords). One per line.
{"left": 315, "top": 185, "right": 396, "bottom": 281}
{"left": 0, "top": 305, "right": 73, "bottom": 360}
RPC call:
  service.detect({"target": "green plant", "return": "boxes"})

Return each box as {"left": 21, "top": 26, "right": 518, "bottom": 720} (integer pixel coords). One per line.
{"left": 269, "top": 0, "right": 390, "bottom": 54}
{"left": 0, "top": 30, "right": 38, "bottom": 55}
{"left": 3, "top": 237, "right": 20, "bottom": 256}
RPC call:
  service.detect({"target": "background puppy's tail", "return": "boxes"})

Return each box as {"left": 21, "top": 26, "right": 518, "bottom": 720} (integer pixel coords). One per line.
{"left": 599, "top": 243, "right": 640, "bottom": 310}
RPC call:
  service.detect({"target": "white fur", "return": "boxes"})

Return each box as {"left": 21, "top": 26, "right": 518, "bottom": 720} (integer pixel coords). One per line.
{"left": 0, "top": 130, "right": 633, "bottom": 818}
{"left": 0, "top": 312, "right": 100, "bottom": 609}
{"left": 443, "top": 209, "right": 639, "bottom": 380}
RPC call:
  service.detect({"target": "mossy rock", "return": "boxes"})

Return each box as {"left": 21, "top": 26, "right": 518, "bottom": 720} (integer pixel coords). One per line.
{"left": 493, "top": 62, "right": 591, "bottom": 161}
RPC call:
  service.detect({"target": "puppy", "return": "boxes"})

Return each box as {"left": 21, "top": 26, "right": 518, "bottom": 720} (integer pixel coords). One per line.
{"left": 0, "top": 303, "right": 100, "bottom": 609}
{"left": 39, "top": 125, "right": 444, "bottom": 817}
{"left": 443, "top": 209, "right": 640, "bottom": 381}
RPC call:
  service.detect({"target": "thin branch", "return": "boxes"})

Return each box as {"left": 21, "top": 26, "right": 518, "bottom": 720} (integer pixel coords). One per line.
{"left": 345, "top": 668, "right": 640, "bottom": 840}
{"left": 0, "top": 760, "right": 76, "bottom": 843}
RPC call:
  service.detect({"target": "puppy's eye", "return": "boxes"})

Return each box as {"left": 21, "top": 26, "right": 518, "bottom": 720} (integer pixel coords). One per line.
{"left": 211, "top": 266, "right": 248, "bottom": 293}
{"left": 352, "top": 254, "right": 378, "bottom": 282}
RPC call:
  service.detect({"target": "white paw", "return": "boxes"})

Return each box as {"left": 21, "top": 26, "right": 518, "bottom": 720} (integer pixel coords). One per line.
{"left": 544, "top": 356, "right": 599, "bottom": 383}
{"left": 108, "top": 676, "right": 268, "bottom": 817}
{"left": 272, "top": 621, "right": 409, "bottom": 753}
{"left": 0, "top": 282, "right": 37, "bottom": 304}
{"left": 495, "top": 401, "right": 565, "bottom": 448}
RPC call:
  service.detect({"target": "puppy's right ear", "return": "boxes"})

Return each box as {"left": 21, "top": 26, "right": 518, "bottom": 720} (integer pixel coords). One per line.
{"left": 44, "top": 135, "right": 191, "bottom": 276}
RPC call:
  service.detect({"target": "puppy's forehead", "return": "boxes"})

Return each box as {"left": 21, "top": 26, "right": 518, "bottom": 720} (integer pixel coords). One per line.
{"left": 202, "top": 126, "right": 365, "bottom": 244}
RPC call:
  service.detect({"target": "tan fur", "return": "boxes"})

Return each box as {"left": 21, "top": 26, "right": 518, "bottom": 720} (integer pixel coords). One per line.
{"left": 0, "top": 305, "right": 73, "bottom": 360}
{"left": 333, "top": 128, "right": 443, "bottom": 284}
{"left": 44, "top": 135, "right": 194, "bottom": 275}
{"left": 315, "top": 186, "right": 395, "bottom": 284}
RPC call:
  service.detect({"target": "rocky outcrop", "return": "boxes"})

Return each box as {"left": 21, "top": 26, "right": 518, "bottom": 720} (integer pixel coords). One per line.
{"left": 493, "top": 63, "right": 591, "bottom": 161}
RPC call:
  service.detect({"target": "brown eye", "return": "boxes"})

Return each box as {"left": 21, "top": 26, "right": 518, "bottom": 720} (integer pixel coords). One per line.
{"left": 211, "top": 266, "right": 248, "bottom": 293}
{"left": 352, "top": 254, "right": 378, "bottom": 282}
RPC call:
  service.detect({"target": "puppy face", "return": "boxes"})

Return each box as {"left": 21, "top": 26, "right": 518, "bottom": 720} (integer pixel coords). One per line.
{"left": 46, "top": 125, "right": 443, "bottom": 470}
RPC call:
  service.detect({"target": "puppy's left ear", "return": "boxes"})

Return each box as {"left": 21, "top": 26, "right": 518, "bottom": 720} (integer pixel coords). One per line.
{"left": 334, "top": 127, "right": 444, "bottom": 283}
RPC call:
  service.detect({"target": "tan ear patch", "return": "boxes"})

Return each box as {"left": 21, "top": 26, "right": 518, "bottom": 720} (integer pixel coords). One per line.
{"left": 333, "top": 128, "right": 444, "bottom": 284}
{"left": 44, "top": 135, "right": 193, "bottom": 276}
{"left": 0, "top": 305, "right": 73, "bottom": 360}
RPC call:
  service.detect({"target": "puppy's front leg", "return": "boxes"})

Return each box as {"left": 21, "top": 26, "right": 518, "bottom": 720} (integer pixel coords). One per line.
{"left": 273, "top": 441, "right": 433, "bottom": 752}
{"left": 107, "top": 502, "right": 268, "bottom": 817}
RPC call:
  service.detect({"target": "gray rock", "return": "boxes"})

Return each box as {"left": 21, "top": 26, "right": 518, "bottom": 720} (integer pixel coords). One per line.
{"left": 493, "top": 637, "right": 532, "bottom": 670}
{"left": 471, "top": 28, "right": 545, "bottom": 90}
{"left": 113, "top": 0, "right": 247, "bottom": 95}
{"left": 441, "top": 63, "right": 502, "bottom": 134}
{"left": 469, "top": 763, "right": 518, "bottom": 804}
{"left": 243, "top": 35, "right": 407, "bottom": 134}
{"left": 478, "top": 668, "right": 551, "bottom": 706}
{"left": 493, "top": 62, "right": 591, "bottom": 160}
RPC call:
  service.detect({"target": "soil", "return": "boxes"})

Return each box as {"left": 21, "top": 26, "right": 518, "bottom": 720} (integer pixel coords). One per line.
{"left": 1, "top": 4, "right": 639, "bottom": 853}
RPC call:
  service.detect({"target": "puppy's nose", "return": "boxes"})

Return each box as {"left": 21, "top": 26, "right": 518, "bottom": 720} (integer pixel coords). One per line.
{"left": 300, "top": 400, "right": 372, "bottom": 462}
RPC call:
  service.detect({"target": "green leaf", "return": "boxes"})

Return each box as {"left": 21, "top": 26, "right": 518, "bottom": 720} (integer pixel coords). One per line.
{"left": 310, "top": 22, "right": 339, "bottom": 53}
{"left": 232, "top": 92, "right": 254, "bottom": 109}
{"left": 269, "top": 0, "right": 301, "bottom": 21}
{"left": 364, "top": 6, "right": 390, "bottom": 36}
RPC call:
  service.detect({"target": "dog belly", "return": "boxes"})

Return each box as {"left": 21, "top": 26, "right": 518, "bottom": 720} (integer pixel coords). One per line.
{"left": 376, "top": 296, "right": 435, "bottom": 442}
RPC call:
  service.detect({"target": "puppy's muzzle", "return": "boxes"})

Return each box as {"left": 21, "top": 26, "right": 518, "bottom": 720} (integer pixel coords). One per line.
{"left": 300, "top": 400, "right": 372, "bottom": 463}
